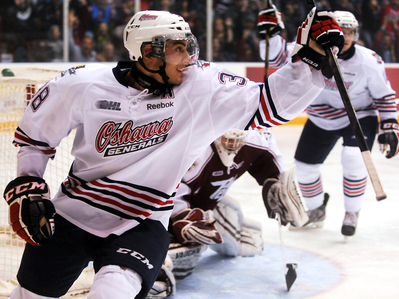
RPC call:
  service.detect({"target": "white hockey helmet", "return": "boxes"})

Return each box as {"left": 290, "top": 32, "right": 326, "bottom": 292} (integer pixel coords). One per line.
{"left": 214, "top": 129, "right": 248, "bottom": 167}
{"left": 124, "top": 10, "right": 199, "bottom": 62}
{"left": 334, "top": 11, "right": 359, "bottom": 42}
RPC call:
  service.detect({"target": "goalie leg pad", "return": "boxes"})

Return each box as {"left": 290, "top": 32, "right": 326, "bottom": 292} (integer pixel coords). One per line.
{"left": 167, "top": 243, "right": 207, "bottom": 280}
{"left": 147, "top": 255, "right": 176, "bottom": 298}
{"left": 210, "top": 195, "right": 243, "bottom": 257}
{"left": 211, "top": 195, "right": 263, "bottom": 257}
{"left": 237, "top": 218, "right": 264, "bottom": 257}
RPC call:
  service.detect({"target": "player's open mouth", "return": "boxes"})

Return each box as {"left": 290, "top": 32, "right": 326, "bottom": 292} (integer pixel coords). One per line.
{"left": 180, "top": 63, "right": 195, "bottom": 72}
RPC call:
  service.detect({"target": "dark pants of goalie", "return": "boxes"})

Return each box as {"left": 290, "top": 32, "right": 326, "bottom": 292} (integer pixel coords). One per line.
{"left": 16, "top": 214, "right": 170, "bottom": 298}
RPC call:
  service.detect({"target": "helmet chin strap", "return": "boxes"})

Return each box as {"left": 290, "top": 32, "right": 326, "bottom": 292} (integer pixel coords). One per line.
{"left": 129, "top": 58, "right": 171, "bottom": 95}
{"left": 338, "top": 43, "right": 356, "bottom": 60}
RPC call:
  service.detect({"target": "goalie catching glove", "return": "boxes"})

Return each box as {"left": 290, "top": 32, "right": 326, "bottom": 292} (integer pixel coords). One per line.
{"left": 292, "top": 7, "right": 344, "bottom": 78}
{"left": 171, "top": 208, "right": 223, "bottom": 245}
{"left": 262, "top": 165, "right": 308, "bottom": 227}
{"left": 378, "top": 119, "right": 399, "bottom": 158}
{"left": 3, "top": 176, "right": 55, "bottom": 246}
{"left": 257, "top": 4, "right": 285, "bottom": 38}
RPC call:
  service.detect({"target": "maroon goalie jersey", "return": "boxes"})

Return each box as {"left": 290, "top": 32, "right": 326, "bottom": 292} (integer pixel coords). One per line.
{"left": 174, "top": 129, "right": 283, "bottom": 212}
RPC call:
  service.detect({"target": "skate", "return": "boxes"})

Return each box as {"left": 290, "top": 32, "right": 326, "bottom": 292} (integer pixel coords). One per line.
{"left": 289, "top": 193, "right": 329, "bottom": 230}
{"left": 341, "top": 211, "right": 359, "bottom": 237}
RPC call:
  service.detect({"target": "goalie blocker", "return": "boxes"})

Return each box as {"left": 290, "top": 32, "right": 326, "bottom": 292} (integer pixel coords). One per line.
{"left": 263, "top": 165, "right": 308, "bottom": 227}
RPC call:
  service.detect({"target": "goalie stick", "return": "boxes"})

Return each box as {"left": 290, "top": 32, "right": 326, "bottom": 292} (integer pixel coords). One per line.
{"left": 276, "top": 213, "right": 297, "bottom": 291}
{"left": 262, "top": 0, "right": 299, "bottom": 290}
{"left": 305, "top": 0, "right": 387, "bottom": 201}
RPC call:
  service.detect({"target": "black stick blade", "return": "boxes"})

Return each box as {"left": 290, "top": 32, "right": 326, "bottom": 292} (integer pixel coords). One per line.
{"left": 286, "top": 263, "right": 297, "bottom": 291}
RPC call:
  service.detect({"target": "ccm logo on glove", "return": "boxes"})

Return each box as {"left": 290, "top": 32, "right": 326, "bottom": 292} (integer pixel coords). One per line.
{"left": 4, "top": 180, "right": 47, "bottom": 203}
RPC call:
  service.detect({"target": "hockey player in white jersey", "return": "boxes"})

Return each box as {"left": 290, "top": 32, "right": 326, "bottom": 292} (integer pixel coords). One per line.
{"left": 258, "top": 8, "right": 398, "bottom": 236}
{"left": 2, "top": 10, "right": 344, "bottom": 299}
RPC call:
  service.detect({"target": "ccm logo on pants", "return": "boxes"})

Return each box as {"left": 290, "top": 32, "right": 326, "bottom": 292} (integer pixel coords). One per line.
{"left": 116, "top": 248, "right": 154, "bottom": 269}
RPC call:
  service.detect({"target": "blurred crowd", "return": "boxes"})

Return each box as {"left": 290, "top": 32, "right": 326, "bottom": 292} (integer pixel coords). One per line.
{"left": 0, "top": 0, "right": 398, "bottom": 63}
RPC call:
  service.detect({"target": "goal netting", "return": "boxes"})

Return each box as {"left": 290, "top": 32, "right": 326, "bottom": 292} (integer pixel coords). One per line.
{"left": 0, "top": 67, "right": 93, "bottom": 298}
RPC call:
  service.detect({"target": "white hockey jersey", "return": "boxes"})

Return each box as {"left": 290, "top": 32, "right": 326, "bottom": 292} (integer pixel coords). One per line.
{"left": 261, "top": 37, "right": 397, "bottom": 130}
{"left": 14, "top": 60, "right": 324, "bottom": 237}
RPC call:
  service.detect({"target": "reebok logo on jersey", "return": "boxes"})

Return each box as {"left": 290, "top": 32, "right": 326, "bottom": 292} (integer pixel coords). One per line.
{"left": 96, "top": 100, "right": 122, "bottom": 111}
{"left": 147, "top": 101, "right": 174, "bottom": 110}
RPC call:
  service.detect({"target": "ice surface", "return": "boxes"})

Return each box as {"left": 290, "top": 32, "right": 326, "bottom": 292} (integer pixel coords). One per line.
{"left": 175, "top": 124, "right": 399, "bottom": 298}
{"left": 212, "top": 125, "right": 399, "bottom": 299}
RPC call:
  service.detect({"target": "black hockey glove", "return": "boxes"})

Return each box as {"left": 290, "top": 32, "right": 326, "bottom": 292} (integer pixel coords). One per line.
{"left": 171, "top": 208, "right": 223, "bottom": 245}
{"left": 257, "top": 4, "right": 285, "bottom": 39}
{"left": 292, "top": 8, "right": 344, "bottom": 78}
{"left": 378, "top": 119, "right": 399, "bottom": 158}
{"left": 3, "top": 176, "right": 55, "bottom": 246}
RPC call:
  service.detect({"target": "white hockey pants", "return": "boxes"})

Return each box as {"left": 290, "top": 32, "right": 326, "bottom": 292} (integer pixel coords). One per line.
{"left": 10, "top": 265, "right": 143, "bottom": 299}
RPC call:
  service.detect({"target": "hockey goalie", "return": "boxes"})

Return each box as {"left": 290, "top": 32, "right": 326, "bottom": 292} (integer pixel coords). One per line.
{"left": 147, "top": 129, "right": 308, "bottom": 297}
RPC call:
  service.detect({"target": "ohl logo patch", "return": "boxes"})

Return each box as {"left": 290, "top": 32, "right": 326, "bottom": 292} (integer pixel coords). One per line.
{"left": 95, "top": 100, "right": 121, "bottom": 111}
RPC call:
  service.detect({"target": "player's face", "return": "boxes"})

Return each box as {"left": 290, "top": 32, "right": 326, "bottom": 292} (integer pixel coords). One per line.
{"left": 341, "top": 28, "right": 356, "bottom": 53}
{"left": 162, "top": 40, "right": 193, "bottom": 85}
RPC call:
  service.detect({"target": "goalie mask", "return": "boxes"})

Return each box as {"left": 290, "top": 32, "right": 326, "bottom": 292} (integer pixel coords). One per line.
{"left": 334, "top": 11, "right": 359, "bottom": 42}
{"left": 214, "top": 129, "right": 248, "bottom": 167}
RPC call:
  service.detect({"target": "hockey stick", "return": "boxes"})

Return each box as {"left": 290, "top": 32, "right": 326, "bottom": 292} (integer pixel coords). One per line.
{"left": 264, "top": 0, "right": 273, "bottom": 79}
{"left": 276, "top": 213, "right": 297, "bottom": 291}
{"left": 305, "top": 0, "right": 387, "bottom": 201}
{"left": 262, "top": 0, "right": 298, "bottom": 290}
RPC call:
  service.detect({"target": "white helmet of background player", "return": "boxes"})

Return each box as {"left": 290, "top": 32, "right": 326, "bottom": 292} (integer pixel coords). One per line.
{"left": 334, "top": 11, "right": 359, "bottom": 42}
{"left": 214, "top": 129, "right": 248, "bottom": 167}
{"left": 124, "top": 11, "right": 199, "bottom": 63}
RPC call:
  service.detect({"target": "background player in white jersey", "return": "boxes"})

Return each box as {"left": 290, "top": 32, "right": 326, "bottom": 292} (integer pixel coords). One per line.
{"left": 258, "top": 7, "right": 398, "bottom": 236}
{"left": 148, "top": 128, "right": 307, "bottom": 297}
{"left": 2, "top": 9, "right": 344, "bottom": 299}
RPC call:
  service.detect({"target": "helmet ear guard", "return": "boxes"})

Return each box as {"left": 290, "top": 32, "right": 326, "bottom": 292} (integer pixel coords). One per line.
{"left": 142, "top": 42, "right": 164, "bottom": 59}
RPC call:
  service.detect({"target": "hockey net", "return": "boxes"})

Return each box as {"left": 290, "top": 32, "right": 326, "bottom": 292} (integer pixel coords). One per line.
{"left": 0, "top": 67, "right": 93, "bottom": 298}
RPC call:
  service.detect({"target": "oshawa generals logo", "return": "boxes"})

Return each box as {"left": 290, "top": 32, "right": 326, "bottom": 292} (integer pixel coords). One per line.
{"left": 95, "top": 118, "right": 173, "bottom": 157}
